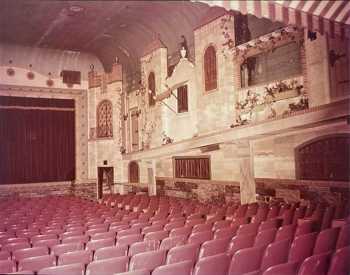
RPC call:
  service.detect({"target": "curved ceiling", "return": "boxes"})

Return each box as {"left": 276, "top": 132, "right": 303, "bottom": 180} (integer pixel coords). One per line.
{"left": 0, "top": 1, "right": 212, "bottom": 75}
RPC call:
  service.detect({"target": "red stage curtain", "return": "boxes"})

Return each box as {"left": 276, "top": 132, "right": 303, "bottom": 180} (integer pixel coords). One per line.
{"left": 0, "top": 96, "right": 75, "bottom": 185}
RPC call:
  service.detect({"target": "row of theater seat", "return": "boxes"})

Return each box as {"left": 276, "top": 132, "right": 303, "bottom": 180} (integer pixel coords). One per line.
{"left": 0, "top": 194, "right": 349, "bottom": 275}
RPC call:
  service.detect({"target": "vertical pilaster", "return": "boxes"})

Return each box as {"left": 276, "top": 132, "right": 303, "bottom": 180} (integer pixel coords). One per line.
{"left": 237, "top": 140, "right": 256, "bottom": 204}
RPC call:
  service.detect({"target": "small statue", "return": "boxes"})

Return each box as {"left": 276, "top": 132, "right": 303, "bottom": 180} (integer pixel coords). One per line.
{"left": 179, "top": 35, "right": 189, "bottom": 58}
{"left": 162, "top": 132, "right": 173, "bottom": 145}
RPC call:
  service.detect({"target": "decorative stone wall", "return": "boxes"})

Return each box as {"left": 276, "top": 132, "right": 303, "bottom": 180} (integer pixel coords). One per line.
{"left": 156, "top": 177, "right": 240, "bottom": 203}
{"left": 256, "top": 178, "right": 350, "bottom": 205}
{"left": 139, "top": 46, "right": 167, "bottom": 149}
{"left": 87, "top": 63, "right": 124, "bottom": 183}
{"left": 194, "top": 13, "right": 236, "bottom": 134}
{"left": 252, "top": 121, "right": 350, "bottom": 180}
{"left": 0, "top": 182, "right": 73, "bottom": 199}
{"left": 71, "top": 182, "right": 97, "bottom": 201}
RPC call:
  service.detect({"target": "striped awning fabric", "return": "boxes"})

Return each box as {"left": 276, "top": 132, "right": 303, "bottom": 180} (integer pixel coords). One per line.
{"left": 195, "top": 0, "right": 350, "bottom": 38}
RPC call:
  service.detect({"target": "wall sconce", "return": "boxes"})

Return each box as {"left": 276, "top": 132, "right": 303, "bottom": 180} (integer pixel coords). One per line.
{"left": 136, "top": 109, "right": 141, "bottom": 117}
{"left": 123, "top": 114, "right": 128, "bottom": 121}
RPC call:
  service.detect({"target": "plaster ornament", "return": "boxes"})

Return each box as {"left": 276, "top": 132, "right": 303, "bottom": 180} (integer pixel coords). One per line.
{"left": 180, "top": 47, "right": 187, "bottom": 59}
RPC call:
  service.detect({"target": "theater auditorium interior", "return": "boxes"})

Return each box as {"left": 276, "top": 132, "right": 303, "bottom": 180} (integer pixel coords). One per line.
{"left": 0, "top": 0, "right": 349, "bottom": 274}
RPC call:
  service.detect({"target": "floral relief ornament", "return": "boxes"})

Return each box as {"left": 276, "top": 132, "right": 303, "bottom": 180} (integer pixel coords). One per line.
{"left": 27, "top": 64, "right": 35, "bottom": 80}
{"left": 6, "top": 60, "right": 15, "bottom": 76}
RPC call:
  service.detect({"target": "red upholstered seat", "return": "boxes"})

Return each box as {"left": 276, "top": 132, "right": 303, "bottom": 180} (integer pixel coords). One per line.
{"left": 129, "top": 250, "right": 166, "bottom": 271}
{"left": 198, "top": 237, "right": 231, "bottom": 258}
{"left": 228, "top": 245, "right": 266, "bottom": 275}
{"left": 86, "top": 256, "right": 129, "bottom": 275}
{"left": 18, "top": 255, "right": 56, "bottom": 272}
{"left": 0, "top": 260, "right": 16, "bottom": 274}
{"left": 13, "top": 247, "right": 49, "bottom": 261}
{"left": 58, "top": 250, "right": 92, "bottom": 266}
{"left": 327, "top": 246, "right": 350, "bottom": 275}
{"left": 166, "top": 243, "right": 199, "bottom": 265}
{"left": 194, "top": 253, "right": 231, "bottom": 275}
{"left": 38, "top": 263, "right": 85, "bottom": 275}
{"left": 94, "top": 245, "right": 128, "bottom": 260}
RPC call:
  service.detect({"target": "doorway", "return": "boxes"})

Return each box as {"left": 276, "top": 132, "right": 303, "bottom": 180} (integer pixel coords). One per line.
{"left": 97, "top": 166, "right": 114, "bottom": 200}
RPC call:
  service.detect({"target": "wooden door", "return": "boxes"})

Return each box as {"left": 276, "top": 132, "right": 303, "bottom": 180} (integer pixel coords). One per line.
{"left": 97, "top": 167, "right": 114, "bottom": 200}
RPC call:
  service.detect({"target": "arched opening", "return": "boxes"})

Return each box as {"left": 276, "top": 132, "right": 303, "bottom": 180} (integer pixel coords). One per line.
{"left": 204, "top": 45, "right": 217, "bottom": 92}
{"left": 96, "top": 100, "right": 113, "bottom": 138}
{"left": 295, "top": 134, "right": 350, "bottom": 181}
{"left": 148, "top": 72, "right": 156, "bottom": 106}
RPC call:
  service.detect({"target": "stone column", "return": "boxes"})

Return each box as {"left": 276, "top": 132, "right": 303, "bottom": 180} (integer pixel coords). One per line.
{"left": 237, "top": 140, "right": 256, "bottom": 204}
{"left": 147, "top": 160, "right": 157, "bottom": 196}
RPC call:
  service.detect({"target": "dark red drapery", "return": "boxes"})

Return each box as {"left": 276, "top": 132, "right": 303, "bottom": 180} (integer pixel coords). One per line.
{"left": 0, "top": 96, "right": 75, "bottom": 185}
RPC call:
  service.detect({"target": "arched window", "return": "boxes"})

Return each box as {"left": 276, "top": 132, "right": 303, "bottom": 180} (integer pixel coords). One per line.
{"left": 97, "top": 100, "right": 113, "bottom": 138}
{"left": 129, "top": 161, "right": 139, "bottom": 183}
{"left": 148, "top": 72, "right": 156, "bottom": 106}
{"left": 204, "top": 45, "right": 217, "bottom": 92}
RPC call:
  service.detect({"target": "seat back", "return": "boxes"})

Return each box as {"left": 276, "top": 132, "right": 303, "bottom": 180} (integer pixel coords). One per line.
{"left": 18, "top": 255, "right": 56, "bottom": 272}
{"left": 159, "top": 236, "right": 186, "bottom": 251}
{"left": 153, "top": 260, "right": 193, "bottom": 275}
{"left": 275, "top": 224, "right": 296, "bottom": 242}
{"left": 169, "top": 227, "right": 192, "bottom": 238}
{"left": 0, "top": 251, "right": 11, "bottom": 261}
{"left": 0, "top": 259, "right": 16, "bottom": 274}
{"left": 86, "top": 238, "right": 115, "bottom": 252}
{"left": 258, "top": 219, "right": 279, "bottom": 232}
{"left": 260, "top": 239, "right": 291, "bottom": 272}
{"left": 129, "top": 240, "right": 159, "bottom": 257}
{"left": 166, "top": 243, "right": 199, "bottom": 264}
{"left": 117, "top": 234, "right": 143, "bottom": 247}
{"left": 254, "top": 228, "right": 277, "bottom": 247}
{"left": 194, "top": 253, "right": 230, "bottom": 275}
{"left": 313, "top": 227, "right": 339, "bottom": 254}
{"left": 118, "top": 228, "right": 141, "bottom": 238}
{"left": 198, "top": 237, "right": 231, "bottom": 258}
{"left": 58, "top": 250, "right": 92, "bottom": 265}
{"left": 262, "top": 262, "right": 298, "bottom": 275}
{"left": 144, "top": 231, "right": 168, "bottom": 242}
{"left": 237, "top": 223, "right": 259, "bottom": 236}
{"left": 86, "top": 256, "right": 129, "bottom": 275}
{"left": 51, "top": 242, "right": 84, "bottom": 256}
{"left": 228, "top": 245, "right": 265, "bottom": 275}
{"left": 288, "top": 232, "right": 317, "bottom": 263}
{"left": 94, "top": 245, "right": 128, "bottom": 260}
{"left": 192, "top": 223, "right": 213, "bottom": 234}
{"left": 38, "top": 263, "right": 84, "bottom": 275}
{"left": 129, "top": 250, "right": 166, "bottom": 271}
{"left": 13, "top": 247, "right": 49, "bottom": 261}
{"left": 214, "top": 226, "right": 238, "bottom": 240}
{"left": 188, "top": 231, "right": 213, "bottom": 245}
{"left": 227, "top": 233, "right": 255, "bottom": 256}
{"left": 327, "top": 246, "right": 350, "bottom": 275}
{"left": 336, "top": 224, "right": 350, "bottom": 249}
{"left": 298, "top": 252, "right": 331, "bottom": 275}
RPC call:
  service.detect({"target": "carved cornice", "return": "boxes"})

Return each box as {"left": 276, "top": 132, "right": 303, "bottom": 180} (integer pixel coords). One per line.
{"left": 0, "top": 83, "right": 85, "bottom": 96}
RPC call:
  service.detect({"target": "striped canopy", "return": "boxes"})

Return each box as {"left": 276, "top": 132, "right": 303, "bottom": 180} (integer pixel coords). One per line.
{"left": 194, "top": 0, "right": 350, "bottom": 38}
